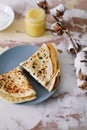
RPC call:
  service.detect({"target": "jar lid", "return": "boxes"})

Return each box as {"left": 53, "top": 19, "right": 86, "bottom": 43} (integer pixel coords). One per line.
{"left": 25, "top": 7, "right": 45, "bottom": 24}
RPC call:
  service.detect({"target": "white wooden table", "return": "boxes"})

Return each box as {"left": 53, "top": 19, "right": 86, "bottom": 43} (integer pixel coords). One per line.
{"left": 0, "top": 0, "right": 87, "bottom": 130}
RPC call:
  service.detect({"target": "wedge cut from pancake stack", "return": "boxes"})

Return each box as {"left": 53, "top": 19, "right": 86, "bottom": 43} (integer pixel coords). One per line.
{"left": 20, "top": 43, "right": 60, "bottom": 92}
{"left": 0, "top": 67, "right": 36, "bottom": 103}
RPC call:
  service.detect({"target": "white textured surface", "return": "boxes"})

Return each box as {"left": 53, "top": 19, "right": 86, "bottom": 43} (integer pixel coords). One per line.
{"left": 0, "top": 46, "right": 9, "bottom": 54}
{"left": 0, "top": 0, "right": 87, "bottom": 130}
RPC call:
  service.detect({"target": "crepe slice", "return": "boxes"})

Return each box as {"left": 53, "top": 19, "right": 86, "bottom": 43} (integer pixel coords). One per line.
{"left": 0, "top": 67, "right": 36, "bottom": 103}
{"left": 20, "top": 43, "right": 60, "bottom": 92}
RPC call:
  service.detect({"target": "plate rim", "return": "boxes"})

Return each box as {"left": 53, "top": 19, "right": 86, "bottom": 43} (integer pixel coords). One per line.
{"left": 0, "top": 3, "right": 14, "bottom": 31}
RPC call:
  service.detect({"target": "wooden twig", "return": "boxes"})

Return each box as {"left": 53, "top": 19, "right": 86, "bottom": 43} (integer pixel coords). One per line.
{"left": 66, "top": 29, "right": 78, "bottom": 54}
{"left": 40, "top": 1, "right": 79, "bottom": 54}
{"left": 52, "top": 15, "right": 60, "bottom": 22}
{"left": 46, "top": 28, "right": 54, "bottom": 32}
{"left": 37, "top": 0, "right": 50, "bottom": 14}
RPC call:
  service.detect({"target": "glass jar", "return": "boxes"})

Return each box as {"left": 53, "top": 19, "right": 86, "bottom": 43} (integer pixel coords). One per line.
{"left": 25, "top": 7, "right": 46, "bottom": 37}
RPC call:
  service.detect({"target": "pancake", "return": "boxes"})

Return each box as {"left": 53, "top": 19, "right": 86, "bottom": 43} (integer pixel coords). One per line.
{"left": 0, "top": 67, "right": 36, "bottom": 103}
{"left": 0, "top": 91, "right": 36, "bottom": 103}
{"left": 20, "top": 43, "right": 60, "bottom": 91}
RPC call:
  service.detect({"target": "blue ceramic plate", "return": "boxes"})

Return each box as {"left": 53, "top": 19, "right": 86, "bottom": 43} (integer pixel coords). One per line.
{"left": 0, "top": 45, "right": 57, "bottom": 104}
